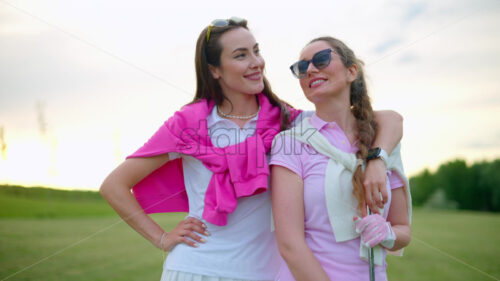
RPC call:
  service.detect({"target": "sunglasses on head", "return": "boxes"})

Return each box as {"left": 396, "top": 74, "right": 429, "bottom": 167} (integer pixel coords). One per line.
{"left": 206, "top": 17, "right": 247, "bottom": 42}
{"left": 290, "top": 48, "right": 335, "bottom": 79}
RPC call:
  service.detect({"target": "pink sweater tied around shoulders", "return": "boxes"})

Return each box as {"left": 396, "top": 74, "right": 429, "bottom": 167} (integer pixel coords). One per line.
{"left": 127, "top": 93, "right": 301, "bottom": 226}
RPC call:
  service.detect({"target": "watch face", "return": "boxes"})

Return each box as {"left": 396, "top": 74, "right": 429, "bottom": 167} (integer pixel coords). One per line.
{"left": 367, "top": 147, "right": 381, "bottom": 160}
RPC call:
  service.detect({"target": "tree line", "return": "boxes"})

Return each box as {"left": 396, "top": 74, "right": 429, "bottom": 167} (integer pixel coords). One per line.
{"left": 409, "top": 159, "right": 500, "bottom": 212}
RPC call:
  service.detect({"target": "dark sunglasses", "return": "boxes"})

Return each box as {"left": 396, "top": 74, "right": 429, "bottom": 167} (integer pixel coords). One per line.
{"left": 290, "top": 49, "right": 334, "bottom": 79}
{"left": 206, "top": 17, "right": 246, "bottom": 42}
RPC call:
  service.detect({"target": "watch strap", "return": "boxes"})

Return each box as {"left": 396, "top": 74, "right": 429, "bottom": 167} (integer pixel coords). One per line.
{"left": 367, "top": 147, "right": 389, "bottom": 167}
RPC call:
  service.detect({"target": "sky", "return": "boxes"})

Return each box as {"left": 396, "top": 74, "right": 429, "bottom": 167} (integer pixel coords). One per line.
{"left": 0, "top": 0, "right": 499, "bottom": 190}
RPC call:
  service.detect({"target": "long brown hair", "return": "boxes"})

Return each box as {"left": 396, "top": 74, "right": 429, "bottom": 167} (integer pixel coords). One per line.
{"left": 192, "top": 18, "right": 291, "bottom": 130}
{"left": 309, "top": 36, "right": 378, "bottom": 213}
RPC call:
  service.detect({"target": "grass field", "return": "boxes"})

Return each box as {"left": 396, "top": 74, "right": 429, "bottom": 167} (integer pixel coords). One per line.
{"left": 0, "top": 186, "right": 499, "bottom": 281}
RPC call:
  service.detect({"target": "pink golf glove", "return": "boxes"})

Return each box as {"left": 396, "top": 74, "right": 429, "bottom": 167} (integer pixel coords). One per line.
{"left": 355, "top": 214, "right": 396, "bottom": 249}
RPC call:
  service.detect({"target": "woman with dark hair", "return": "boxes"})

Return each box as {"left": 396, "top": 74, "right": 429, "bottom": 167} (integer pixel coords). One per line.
{"left": 270, "top": 36, "right": 411, "bottom": 281}
{"left": 100, "top": 19, "right": 403, "bottom": 281}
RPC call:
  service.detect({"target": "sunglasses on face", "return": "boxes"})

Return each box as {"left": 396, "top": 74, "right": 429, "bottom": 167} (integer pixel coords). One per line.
{"left": 206, "top": 17, "right": 247, "bottom": 42}
{"left": 290, "top": 49, "right": 335, "bottom": 79}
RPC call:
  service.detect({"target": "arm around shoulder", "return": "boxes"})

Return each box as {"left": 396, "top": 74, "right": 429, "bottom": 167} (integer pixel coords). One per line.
{"left": 372, "top": 110, "right": 403, "bottom": 154}
{"left": 364, "top": 110, "right": 404, "bottom": 211}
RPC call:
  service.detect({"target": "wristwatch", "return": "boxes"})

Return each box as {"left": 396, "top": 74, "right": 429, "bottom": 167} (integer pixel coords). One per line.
{"left": 366, "top": 147, "right": 388, "bottom": 166}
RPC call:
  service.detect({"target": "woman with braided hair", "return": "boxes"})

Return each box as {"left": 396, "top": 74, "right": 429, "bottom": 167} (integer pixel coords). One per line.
{"left": 270, "top": 37, "right": 412, "bottom": 281}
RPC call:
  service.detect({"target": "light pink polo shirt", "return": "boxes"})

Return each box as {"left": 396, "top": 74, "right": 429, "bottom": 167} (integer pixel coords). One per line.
{"left": 270, "top": 113, "right": 403, "bottom": 281}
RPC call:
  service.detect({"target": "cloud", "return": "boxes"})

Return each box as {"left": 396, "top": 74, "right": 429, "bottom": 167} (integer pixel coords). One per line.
{"left": 463, "top": 136, "right": 500, "bottom": 149}
{"left": 397, "top": 52, "right": 419, "bottom": 64}
{"left": 403, "top": 2, "right": 427, "bottom": 23}
{"left": 370, "top": 2, "right": 428, "bottom": 56}
{"left": 469, "top": 93, "right": 500, "bottom": 107}
{"left": 373, "top": 37, "right": 404, "bottom": 54}
{"left": 0, "top": 31, "right": 111, "bottom": 104}
{"left": 447, "top": 92, "right": 500, "bottom": 109}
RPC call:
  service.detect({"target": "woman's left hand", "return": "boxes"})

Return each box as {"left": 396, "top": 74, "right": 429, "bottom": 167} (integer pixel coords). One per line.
{"left": 363, "top": 158, "right": 388, "bottom": 215}
{"left": 355, "top": 214, "right": 396, "bottom": 249}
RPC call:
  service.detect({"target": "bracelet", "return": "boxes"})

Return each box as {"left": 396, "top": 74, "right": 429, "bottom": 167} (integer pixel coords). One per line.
{"left": 159, "top": 232, "right": 167, "bottom": 250}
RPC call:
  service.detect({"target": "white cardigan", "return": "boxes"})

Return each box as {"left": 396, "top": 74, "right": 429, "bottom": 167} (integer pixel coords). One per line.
{"left": 275, "top": 117, "right": 412, "bottom": 265}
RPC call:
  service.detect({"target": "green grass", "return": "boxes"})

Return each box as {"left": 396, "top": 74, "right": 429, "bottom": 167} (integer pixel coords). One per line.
{"left": 0, "top": 185, "right": 115, "bottom": 218}
{"left": 386, "top": 209, "right": 500, "bottom": 281}
{"left": 0, "top": 186, "right": 499, "bottom": 281}
{"left": 0, "top": 214, "right": 184, "bottom": 281}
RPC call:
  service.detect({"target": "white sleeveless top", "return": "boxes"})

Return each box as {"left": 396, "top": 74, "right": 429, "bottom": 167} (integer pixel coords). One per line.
{"left": 163, "top": 108, "right": 308, "bottom": 279}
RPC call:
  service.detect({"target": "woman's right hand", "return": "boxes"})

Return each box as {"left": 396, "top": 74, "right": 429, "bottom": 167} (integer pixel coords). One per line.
{"left": 159, "top": 217, "right": 210, "bottom": 252}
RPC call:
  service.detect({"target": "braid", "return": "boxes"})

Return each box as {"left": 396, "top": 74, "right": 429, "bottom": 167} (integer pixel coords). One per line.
{"left": 350, "top": 67, "right": 377, "bottom": 212}
{"left": 309, "top": 36, "right": 377, "bottom": 213}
